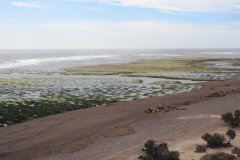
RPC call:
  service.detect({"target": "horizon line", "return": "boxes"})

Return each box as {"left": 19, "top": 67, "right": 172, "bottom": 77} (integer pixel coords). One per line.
{"left": 0, "top": 48, "right": 240, "bottom": 50}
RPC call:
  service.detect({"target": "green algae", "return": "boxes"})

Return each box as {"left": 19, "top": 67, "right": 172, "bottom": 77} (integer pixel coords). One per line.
{"left": 0, "top": 76, "right": 193, "bottom": 127}
{"left": 64, "top": 58, "right": 240, "bottom": 81}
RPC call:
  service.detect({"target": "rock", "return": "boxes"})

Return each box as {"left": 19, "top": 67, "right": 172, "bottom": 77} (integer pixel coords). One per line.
{"left": 144, "top": 106, "right": 161, "bottom": 113}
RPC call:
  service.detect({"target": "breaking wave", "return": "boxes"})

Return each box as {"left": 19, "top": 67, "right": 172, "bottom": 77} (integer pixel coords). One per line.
{"left": 0, "top": 55, "right": 114, "bottom": 69}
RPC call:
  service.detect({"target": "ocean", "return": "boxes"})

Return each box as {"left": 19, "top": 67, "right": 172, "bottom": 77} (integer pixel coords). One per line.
{"left": 0, "top": 49, "right": 240, "bottom": 71}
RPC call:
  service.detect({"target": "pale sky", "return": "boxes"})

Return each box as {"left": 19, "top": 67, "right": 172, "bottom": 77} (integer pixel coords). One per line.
{"left": 0, "top": 0, "right": 240, "bottom": 49}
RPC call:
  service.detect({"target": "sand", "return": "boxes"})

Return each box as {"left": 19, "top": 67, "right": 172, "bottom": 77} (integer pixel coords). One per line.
{"left": 1, "top": 80, "right": 240, "bottom": 160}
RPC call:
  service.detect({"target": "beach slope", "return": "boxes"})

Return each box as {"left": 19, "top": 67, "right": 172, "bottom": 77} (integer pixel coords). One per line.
{"left": 1, "top": 80, "right": 240, "bottom": 160}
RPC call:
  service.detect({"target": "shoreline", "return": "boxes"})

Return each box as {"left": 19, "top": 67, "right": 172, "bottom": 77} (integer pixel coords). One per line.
{"left": 1, "top": 79, "right": 240, "bottom": 160}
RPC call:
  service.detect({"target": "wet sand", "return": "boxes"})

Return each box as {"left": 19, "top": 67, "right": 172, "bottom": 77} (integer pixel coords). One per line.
{"left": 1, "top": 80, "right": 240, "bottom": 160}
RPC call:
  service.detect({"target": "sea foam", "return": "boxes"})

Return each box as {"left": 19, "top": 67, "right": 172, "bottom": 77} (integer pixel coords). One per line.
{"left": 0, "top": 55, "right": 113, "bottom": 69}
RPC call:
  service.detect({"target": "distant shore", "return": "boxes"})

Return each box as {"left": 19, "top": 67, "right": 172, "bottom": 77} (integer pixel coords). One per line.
{"left": 1, "top": 79, "right": 240, "bottom": 160}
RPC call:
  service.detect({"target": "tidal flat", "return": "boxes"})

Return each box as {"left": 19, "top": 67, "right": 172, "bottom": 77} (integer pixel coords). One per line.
{"left": 1, "top": 57, "right": 240, "bottom": 127}
{"left": 0, "top": 75, "right": 194, "bottom": 127}
{"left": 65, "top": 58, "right": 240, "bottom": 81}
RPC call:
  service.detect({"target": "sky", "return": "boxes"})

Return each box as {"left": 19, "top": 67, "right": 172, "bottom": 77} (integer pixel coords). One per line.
{"left": 0, "top": 0, "right": 240, "bottom": 49}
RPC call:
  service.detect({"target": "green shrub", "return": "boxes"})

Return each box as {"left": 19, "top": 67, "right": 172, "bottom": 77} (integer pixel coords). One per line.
{"left": 202, "top": 129, "right": 237, "bottom": 148}
{"left": 195, "top": 145, "right": 206, "bottom": 153}
{"left": 221, "top": 110, "right": 240, "bottom": 127}
{"left": 200, "top": 152, "right": 238, "bottom": 160}
{"left": 139, "top": 140, "right": 180, "bottom": 160}
{"left": 202, "top": 133, "right": 226, "bottom": 148}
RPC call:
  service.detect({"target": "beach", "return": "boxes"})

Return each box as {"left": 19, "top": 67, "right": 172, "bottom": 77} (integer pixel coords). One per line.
{"left": 1, "top": 79, "right": 240, "bottom": 160}
{"left": 2, "top": 0, "right": 240, "bottom": 159}
{"left": 1, "top": 50, "right": 240, "bottom": 160}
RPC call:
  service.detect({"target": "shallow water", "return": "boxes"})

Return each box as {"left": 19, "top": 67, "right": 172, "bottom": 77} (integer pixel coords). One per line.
{"left": 0, "top": 75, "right": 195, "bottom": 102}
{"left": 0, "top": 74, "right": 197, "bottom": 126}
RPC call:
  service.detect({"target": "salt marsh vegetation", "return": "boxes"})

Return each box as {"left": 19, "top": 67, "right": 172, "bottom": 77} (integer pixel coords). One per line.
{"left": 65, "top": 58, "right": 240, "bottom": 81}
{"left": 1, "top": 57, "right": 239, "bottom": 127}
{"left": 0, "top": 76, "right": 194, "bottom": 127}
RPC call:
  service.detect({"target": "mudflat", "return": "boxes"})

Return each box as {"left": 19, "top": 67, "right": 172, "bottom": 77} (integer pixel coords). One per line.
{"left": 1, "top": 80, "right": 240, "bottom": 160}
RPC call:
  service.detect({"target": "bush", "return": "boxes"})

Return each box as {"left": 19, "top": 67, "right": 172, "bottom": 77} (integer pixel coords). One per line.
{"left": 232, "top": 147, "right": 240, "bottom": 157}
{"left": 200, "top": 152, "right": 238, "bottom": 160}
{"left": 202, "top": 133, "right": 226, "bottom": 148}
{"left": 221, "top": 110, "right": 240, "bottom": 127}
{"left": 226, "top": 129, "right": 236, "bottom": 140}
{"left": 202, "top": 129, "right": 237, "bottom": 148}
{"left": 195, "top": 145, "right": 206, "bottom": 153}
{"left": 202, "top": 133, "right": 212, "bottom": 141}
{"left": 139, "top": 140, "right": 180, "bottom": 160}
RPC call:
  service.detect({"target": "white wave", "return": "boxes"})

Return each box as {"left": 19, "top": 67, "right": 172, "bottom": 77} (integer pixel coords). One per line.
{"left": 139, "top": 54, "right": 156, "bottom": 56}
{"left": 199, "top": 52, "right": 238, "bottom": 55}
{"left": 160, "top": 54, "right": 183, "bottom": 57}
{"left": 0, "top": 55, "right": 113, "bottom": 69}
{"left": 140, "top": 53, "right": 182, "bottom": 57}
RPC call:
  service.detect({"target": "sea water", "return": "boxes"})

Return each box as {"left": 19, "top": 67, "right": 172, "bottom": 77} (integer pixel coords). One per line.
{"left": 0, "top": 49, "right": 239, "bottom": 71}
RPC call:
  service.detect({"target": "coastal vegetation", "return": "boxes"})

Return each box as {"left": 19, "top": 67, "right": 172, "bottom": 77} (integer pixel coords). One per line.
{"left": 0, "top": 93, "right": 119, "bottom": 127}
{"left": 0, "top": 77, "right": 193, "bottom": 127}
{"left": 138, "top": 134, "right": 238, "bottom": 160}
{"left": 139, "top": 140, "right": 180, "bottom": 160}
{"left": 140, "top": 129, "right": 239, "bottom": 159}
{"left": 221, "top": 110, "right": 240, "bottom": 127}
{"left": 140, "top": 108, "right": 240, "bottom": 159}
{"left": 195, "top": 145, "right": 207, "bottom": 153}
{"left": 201, "top": 129, "right": 236, "bottom": 148}
{"left": 200, "top": 152, "right": 238, "bottom": 160}
{"left": 1, "top": 57, "right": 240, "bottom": 127}
{"left": 65, "top": 58, "right": 240, "bottom": 81}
